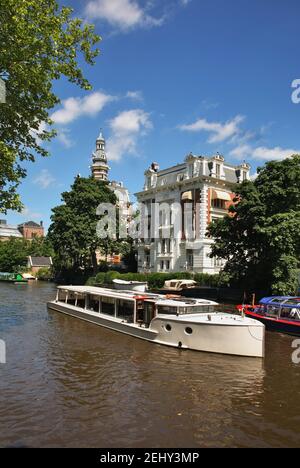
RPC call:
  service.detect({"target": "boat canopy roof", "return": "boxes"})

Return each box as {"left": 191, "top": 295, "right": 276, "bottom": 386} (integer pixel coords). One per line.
{"left": 259, "top": 296, "right": 300, "bottom": 308}
{"left": 165, "top": 279, "right": 197, "bottom": 285}
{"left": 57, "top": 285, "right": 218, "bottom": 307}
{"left": 0, "top": 272, "right": 18, "bottom": 278}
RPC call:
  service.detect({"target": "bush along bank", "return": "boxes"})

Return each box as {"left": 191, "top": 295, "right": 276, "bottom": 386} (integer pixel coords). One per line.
{"left": 86, "top": 271, "right": 228, "bottom": 289}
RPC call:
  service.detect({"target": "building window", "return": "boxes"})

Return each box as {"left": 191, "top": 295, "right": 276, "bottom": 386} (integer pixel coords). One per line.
{"left": 187, "top": 250, "right": 194, "bottom": 268}
{"left": 216, "top": 164, "right": 221, "bottom": 179}
{"left": 160, "top": 261, "right": 164, "bottom": 271}
{"left": 211, "top": 199, "right": 226, "bottom": 210}
{"left": 162, "top": 239, "right": 171, "bottom": 254}
{"left": 166, "top": 260, "right": 170, "bottom": 271}
{"left": 188, "top": 164, "right": 194, "bottom": 178}
{"left": 214, "top": 257, "right": 223, "bottom": 268}
{"left": 243, "top": 171, "right": 247, "bottom": 181}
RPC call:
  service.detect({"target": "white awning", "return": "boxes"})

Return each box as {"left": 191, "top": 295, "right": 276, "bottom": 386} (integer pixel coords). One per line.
{"left": 181, "top": 191, "right": 193, "bottom": 201}
{"left": 212, "top": 190, "right": 231, "bottom": 201}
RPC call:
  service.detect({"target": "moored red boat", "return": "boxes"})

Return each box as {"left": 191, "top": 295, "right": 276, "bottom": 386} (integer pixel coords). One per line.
{"left": 236, "top": 304, "right": 259, "bottom": 314}
{"left": 237, "top": 296, "right": 300, "bottom": 336}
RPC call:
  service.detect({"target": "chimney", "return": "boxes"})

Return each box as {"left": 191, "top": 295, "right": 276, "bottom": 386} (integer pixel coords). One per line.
{"left": 151, "top": 162, "right": 159, "bottom": 173}
{"left": 40, "top": 221, "right": 43, "bottom": 227}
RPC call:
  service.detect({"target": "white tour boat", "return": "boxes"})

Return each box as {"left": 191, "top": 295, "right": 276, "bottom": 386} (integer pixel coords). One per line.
{"left": 162, "top": 279, "right": 197, "bottom": 291}
{"left": 47, "top": 286, "right": 265, "bottom": 358}
{"left": 112, "top": 278, "right": 148, "bottom": 293}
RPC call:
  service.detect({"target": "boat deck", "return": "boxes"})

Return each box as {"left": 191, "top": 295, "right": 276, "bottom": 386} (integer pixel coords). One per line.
{"left": 56, "top": 285, "right": 218, "bottom": 307}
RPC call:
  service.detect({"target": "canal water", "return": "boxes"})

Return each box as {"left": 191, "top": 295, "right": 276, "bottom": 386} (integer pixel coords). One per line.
{"left": 0, "top": 281, "right": 299, "bottom": 448}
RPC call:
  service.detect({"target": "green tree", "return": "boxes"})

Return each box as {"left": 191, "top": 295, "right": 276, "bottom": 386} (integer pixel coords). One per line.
{"left": 208, "top": 155, "right": 300, "bottom": 295}
{"left": 0, "top": 238, "right": 29, "bottom": 271}
{"left": 0, "top": 0, "right": 100, "bottom": 212}
{"left": 48, "top": 177, "right": 120, "bottom": 276}
{"left": 27, "top": 236, "right": 54, "bottom": 257}
{"left": 0, "top": 235, "right": 54, "bottom": 272}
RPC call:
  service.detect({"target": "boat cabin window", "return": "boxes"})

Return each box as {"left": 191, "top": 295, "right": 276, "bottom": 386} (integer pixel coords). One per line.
{"left": 117, "top": 300, "right": 134, "bottom": 322}
{"left": 66, "top": 292, "right": 77, "bottom": 306}
{"left": 86, "top": 294, "right": 100, "bottom": 312}
{"left": 285, "top": 299, "right": 300, "bottom": 306}
{"left": 265, "top": 305, "right": 280, "bottom": 317}
{"left": 179, "top": 305, "right": 215, "bottom": 314}
{"left": 280, "top": 307, "right": 300, "bottom": 321}
{"left": 157, "top": 305, "right": 177, "bottom": 315}
{"left": 58, "top": 290, "right": 68, "bottom": 302}
{"left": 75, "top": 293, "right": 85, "bottom": 309}
{"left": 101, "top": 296, "right": 115, "bottom": 316}
{"left": 270, "top": 298, "right": 284, "bottom": 304}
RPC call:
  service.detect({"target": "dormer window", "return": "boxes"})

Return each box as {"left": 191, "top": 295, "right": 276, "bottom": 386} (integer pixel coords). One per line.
{"left": 177, "top": 173, "right": 186, "bottom": 182}
{"left": 216, "top": 163, "right": 221, "bottom": 179}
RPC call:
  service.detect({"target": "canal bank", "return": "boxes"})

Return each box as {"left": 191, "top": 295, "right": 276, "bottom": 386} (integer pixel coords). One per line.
{"left": 0, "top": 281, "right": 300, "bottom": 448}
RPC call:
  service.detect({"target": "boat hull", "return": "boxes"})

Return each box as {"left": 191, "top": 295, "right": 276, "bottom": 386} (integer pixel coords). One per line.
{"left": 47, "top": 301, "right": 264, "bottom": 358}
{"left": 245, "top": 311, "right": 300, "bottom": 337}
{"left": 47, "top": 301, "right": 158, "bottom": 342}
{"left": 150, "top": 317, "right": 264, "bottom": 357}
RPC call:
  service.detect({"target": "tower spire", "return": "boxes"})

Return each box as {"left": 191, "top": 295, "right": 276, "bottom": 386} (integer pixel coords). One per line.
{"left": 91, "top": 130, "right": 110, "bottom": 181}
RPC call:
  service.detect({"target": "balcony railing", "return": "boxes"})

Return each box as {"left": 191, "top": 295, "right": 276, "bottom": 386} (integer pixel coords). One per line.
{"left": 157, "top": 252, "right": 173, "bottom": 258}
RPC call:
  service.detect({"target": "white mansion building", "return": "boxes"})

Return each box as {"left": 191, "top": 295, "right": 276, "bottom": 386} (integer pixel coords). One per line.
{"left": 135, "top": 154, "right": 250, "bottom": 275}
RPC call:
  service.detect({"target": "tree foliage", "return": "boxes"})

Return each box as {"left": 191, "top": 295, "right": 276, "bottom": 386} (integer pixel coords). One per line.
{"left": 0, "top": 236, "right": 53, "bottom": 272}
{"left": 48, "top": 177, "right": 122, "bottom": 276}
{"left": 0, "top": 0, "right": 100, "bottom": 212}
{"left": 208, "top": 155, "right": 300, "bottom": 295}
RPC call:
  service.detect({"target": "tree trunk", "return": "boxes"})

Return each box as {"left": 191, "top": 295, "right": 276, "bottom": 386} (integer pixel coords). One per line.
{"left": 91, "top": 249, "right": 98, "bottom": 275}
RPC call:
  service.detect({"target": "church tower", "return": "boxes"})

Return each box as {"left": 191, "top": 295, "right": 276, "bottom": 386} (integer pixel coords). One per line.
{"left": 91, "top": 131, "right": 110, "bottom": 181}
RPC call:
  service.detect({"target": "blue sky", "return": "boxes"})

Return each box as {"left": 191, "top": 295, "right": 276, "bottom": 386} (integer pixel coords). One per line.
{"left": 6, "top": 0, "right": 300, "bottom": 229}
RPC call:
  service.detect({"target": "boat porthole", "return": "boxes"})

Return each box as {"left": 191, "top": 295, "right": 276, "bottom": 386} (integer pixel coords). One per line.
{"left": 178, "top": 341, "right": 182, "bottom": 348}
{"left": 185, "top": 327, "right": 193, "bottom": 335}
{"left": 165, "top": 324, "right": 172, "bottom": 332}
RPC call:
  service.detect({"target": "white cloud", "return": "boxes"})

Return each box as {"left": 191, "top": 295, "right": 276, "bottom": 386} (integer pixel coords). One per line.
{"left": 85, "top": 0, "right": 164, "bottom": 31}
{"left": 107, "top": 109, "right": 152, "bottom": 161}
{"left": 56, "top": 128, "right": 74, "bottom": 149}
{"left": 250, "top": 173, "right": 258, "bottom": 181}
{"left": 180, "top": 0, "right": 191, "bottom": 5}
{"left": 201, "top": 99, "right": 219, "bottom": 110}
{"left": 229, "top": 144, "right": 252, "bottom": 159}
{"left": 19, "top": 207, "right": 43, "bottom": 221}
{"left": 30, "top": 121, "right": 48, "bottom": 146}
{"left": 126, "top": 90, "right": 143, "bottom": 102}
{"left": 33, "top": 169, "right": 56, "bottom": 189}
{"left": 230, "top": 144, "right": 299, "bottom": 161}
{"left": 51, "top": 92, "right": 115, "bottom": 125}
{"left": 179, "top": 115, "right": 244, "bottom": 143}
{"left": 252, "top": 146, "right": 299, "bottom": 161}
